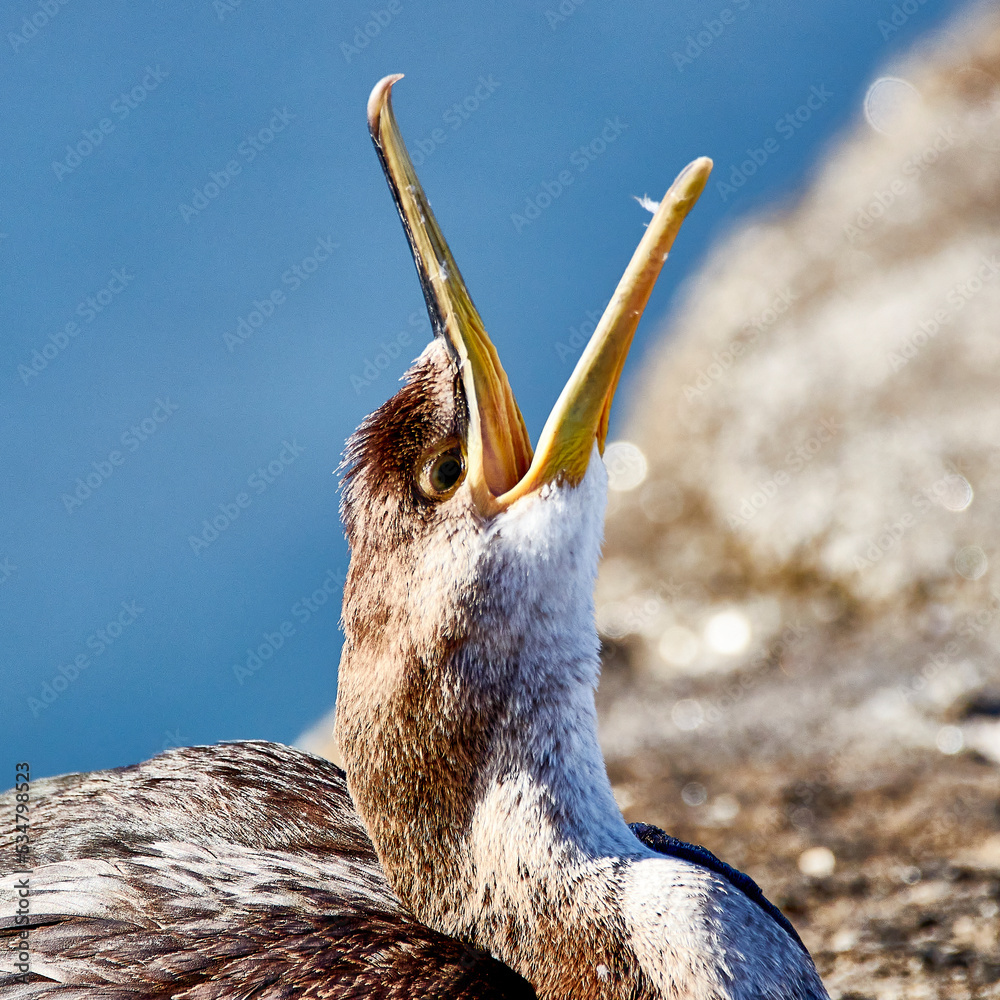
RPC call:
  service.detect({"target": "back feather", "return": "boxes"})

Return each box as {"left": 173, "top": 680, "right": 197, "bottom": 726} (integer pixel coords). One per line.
{"left": 0, "top": 742, "right": 535, "bottom": 1000}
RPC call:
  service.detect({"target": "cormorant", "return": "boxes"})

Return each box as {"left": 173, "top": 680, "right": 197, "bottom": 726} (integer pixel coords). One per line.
{"left": 0, "top": 76, "right": 828, "bottom": 1000}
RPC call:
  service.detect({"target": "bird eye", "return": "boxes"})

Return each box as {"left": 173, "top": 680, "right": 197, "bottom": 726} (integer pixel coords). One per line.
{"left": 418, "top": 443, "right": 466, "bottom": 499}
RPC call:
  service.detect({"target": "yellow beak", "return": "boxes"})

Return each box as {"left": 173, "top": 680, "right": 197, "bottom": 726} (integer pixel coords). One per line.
{"left": 368, "top": 75, "right": 710, "bottom": 516}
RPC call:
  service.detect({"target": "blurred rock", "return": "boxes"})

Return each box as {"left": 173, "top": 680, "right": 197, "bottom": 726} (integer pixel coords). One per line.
{"left": 596, "top": 8, "right": 1000, "bottom": 997}
{"left": 597, "top": 6, "right": 1000, "bottom": 775}
{"left": 296, "top": 703, "right": 341, "bottom": 765}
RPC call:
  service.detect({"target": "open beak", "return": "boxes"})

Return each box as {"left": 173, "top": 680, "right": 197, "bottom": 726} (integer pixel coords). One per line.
{"left": 368, "top": 75, "right": 711, "bottom": 516}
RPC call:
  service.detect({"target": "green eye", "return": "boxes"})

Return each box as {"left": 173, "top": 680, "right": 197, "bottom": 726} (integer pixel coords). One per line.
{"left": 418, "top": 444, "right": 465, "bottom": 499}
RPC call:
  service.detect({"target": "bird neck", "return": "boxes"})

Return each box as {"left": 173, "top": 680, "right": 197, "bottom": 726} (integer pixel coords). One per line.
{"left": 337, "top": 458, "right": 652, "bottom": 991}
{"left": 344, "top": 628, "right": 648, "bottom": 995}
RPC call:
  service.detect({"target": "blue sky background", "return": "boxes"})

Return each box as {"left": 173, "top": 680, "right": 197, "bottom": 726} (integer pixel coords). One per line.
{"left": 1, "top": 0, "right": 977, "bottom": 779}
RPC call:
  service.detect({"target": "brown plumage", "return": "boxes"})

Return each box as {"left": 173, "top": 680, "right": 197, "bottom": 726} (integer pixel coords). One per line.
{"left": 0, "top": 742, "right": 535, "bottom": 999}
{"left": 0, "top": 76, "right": 829, "bottom": 1000}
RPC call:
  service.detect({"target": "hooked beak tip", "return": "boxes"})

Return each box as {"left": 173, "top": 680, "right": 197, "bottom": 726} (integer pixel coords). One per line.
{"left": 367, "top": 74, "right": 405, "bottom": 136}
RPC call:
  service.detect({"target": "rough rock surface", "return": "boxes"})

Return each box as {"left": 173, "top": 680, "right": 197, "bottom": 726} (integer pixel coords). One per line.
{"left": 595, "top": 8, "right": 1000, "bottom": 998}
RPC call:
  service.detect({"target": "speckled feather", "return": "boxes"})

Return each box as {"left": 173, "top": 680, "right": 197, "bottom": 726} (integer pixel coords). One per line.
{"left": 0, "top": 741, "right": 807, "bottom": 999}
{"left": 0, "top": 742, "right": 534, "bottom": 999}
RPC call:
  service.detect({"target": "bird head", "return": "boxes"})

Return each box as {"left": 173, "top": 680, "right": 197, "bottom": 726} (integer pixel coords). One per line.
{"left": 340, "top": 73, "right": 709, "bottom": 579}
{"left": 335, "top": 76, "right": 710, "bottom": 921}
